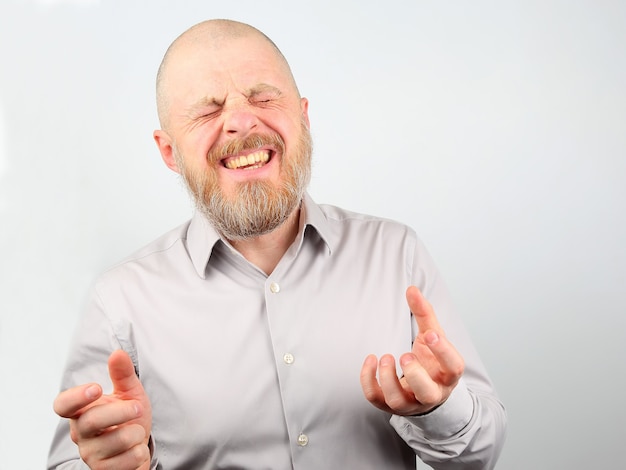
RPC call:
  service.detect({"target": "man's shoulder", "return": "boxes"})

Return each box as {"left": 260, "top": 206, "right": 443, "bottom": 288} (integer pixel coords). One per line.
{"left": 100, "top": 219, "right": 193, "bottom": 278}
{"left": 317, "top": 202, "right": 416, "bottom": 235}
{"left": 307, "top": 201, "right": 422, "bottom": 255}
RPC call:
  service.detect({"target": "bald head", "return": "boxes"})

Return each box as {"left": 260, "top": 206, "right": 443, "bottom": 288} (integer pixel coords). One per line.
{"left": 156, "top": 19, "right": 298, "bottom": 130}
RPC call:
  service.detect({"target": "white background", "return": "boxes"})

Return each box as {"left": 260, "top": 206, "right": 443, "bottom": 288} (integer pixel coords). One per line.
{"left": 1, "top": 1, "right": 625, "bottom": 469}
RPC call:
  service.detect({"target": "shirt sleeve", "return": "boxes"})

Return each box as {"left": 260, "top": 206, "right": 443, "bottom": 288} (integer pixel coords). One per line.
{"left": 390, "top": 235, "right": 507, "bottom": 469}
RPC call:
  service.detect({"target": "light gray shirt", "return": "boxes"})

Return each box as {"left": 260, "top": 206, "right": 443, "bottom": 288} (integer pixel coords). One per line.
{"left": 48, "top": 193, "right": 506, "bottom": 469}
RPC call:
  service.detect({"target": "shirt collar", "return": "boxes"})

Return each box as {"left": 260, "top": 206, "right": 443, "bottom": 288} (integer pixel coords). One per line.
{"left": 186, "top": 210, "right": 222, "bottom": 278}
{"left": 301, "top": 192, "right": 334, "bottom": 254}
{"left": 186, "top": 192, "right": 335, "bottom": 279}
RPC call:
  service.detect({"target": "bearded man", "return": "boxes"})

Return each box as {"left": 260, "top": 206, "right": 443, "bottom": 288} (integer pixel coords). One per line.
{"left": 49, "top": 19, "right": 506, "bottom": 470}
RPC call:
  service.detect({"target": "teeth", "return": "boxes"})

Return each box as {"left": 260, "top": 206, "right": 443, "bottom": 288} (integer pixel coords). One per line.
{"left": 225, "top": 151, "right": 270, "bottom": 169}
{"left": 244, "top": 164, "right": 263, "bottom": 170}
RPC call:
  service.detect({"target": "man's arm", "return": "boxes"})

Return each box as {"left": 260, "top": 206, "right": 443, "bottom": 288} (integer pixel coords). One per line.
{"left": 48, "top": 285, "right": 158, "bottom": 470}
{"left": 361, "top": 286, "right": 506, "bottom": 469}
{"left": 361, "top": 230, "right": 507, "bottom": 468}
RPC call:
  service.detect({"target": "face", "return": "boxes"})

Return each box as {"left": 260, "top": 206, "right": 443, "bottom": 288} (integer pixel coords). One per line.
{"left": 154, "top": 33, "right": 312, "bottom": 240}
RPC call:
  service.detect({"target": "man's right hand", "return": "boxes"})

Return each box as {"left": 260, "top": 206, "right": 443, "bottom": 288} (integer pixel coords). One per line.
{"left": 53, "top": 350, "right": 153, "bottom": 470}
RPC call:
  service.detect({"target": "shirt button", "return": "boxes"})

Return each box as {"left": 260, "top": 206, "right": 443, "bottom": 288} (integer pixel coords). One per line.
{"left": 283, "top": 353, "right": 295, "bottom": 364}
{"left": 297, "top": 433, "right": 309, "bottom": 446}
{"left": 269, "top": 282, "right": 280, "bottom": 293}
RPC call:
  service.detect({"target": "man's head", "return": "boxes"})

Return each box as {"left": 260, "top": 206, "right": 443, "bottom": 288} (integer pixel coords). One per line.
{"left": 153, "top": 19, "right": 312, "bottom": 241}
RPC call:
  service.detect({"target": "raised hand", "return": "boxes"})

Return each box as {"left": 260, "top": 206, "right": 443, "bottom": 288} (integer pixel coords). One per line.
{"left": 360, "top": 286, "right": 464, "bottom": 416}
{"left": 53, "top": 350, "right": 153, "bottom": 470}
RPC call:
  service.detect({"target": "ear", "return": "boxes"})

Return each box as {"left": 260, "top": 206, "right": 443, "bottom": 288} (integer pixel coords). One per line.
{"left": 300, "top": 97, "right": 310, "bottom": 129}
{"left": 153, "top": 129, "right": 180, "bottom": 173}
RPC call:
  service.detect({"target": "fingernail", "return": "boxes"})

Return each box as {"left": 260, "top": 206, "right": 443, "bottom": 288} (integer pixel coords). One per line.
{"left": 400, "top": 355, "right": 415, "bottom": 366}
{"left": 425, "top": 331, "right": 439, "bottom": 346}
{"left": 380, "top": 356, "right": 394, "bottom": 367}
{"left": 85, "top": 385, "right": 100, "bottom": 399}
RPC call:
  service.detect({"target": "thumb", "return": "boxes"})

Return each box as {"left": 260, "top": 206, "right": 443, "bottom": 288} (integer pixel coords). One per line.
{"left": 108, "top": 349, "right": 143, "bottom": 397}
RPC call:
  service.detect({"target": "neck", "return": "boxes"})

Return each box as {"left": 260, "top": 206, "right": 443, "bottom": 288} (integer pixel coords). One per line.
{"left": 228, "top": 207, "right": 301, "bottom": 276}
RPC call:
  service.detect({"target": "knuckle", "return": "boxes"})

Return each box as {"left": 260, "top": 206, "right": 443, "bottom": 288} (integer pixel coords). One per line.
{"left": 129, "top": 441, "right": 150, "bottom": 463}
{"left": 78, "top": 446, "right": 96, "bottom": 467}
{"left": 418, "top": 389, "right": 442, "bottom": 408}
{"left": 386, "top": 394, "right": 408, "bottom": 410}
{"left": 78, "top": 412, "right": 100, "bottom": 434}
{"left": 116, "top": 428, "right": 136, "bottom": 450}
{"left": 69, "top": 425, "right": 80, "bottom": 444}
{"left": 362, "top": 387, "right": 378, "bottom": 403}
{"left": 456, "top": 358, "right": 466, "bottom": 376}
{"left": 447, "top": 359, "right": 465, "bottom": 381}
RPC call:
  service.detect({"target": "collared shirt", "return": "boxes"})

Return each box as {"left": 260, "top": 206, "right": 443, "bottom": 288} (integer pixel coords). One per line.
{"left": 48, "top": 193, "right": 506, "bottom": 469}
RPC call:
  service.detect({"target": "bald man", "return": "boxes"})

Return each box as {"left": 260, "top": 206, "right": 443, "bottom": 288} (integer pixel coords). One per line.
{"left": 49, "top": 20, "right": 506, "bottom": 470}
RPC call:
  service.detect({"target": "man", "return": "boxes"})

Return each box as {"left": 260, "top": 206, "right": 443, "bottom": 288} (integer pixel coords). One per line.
{"left": 49, "top": 19, "right": 506, "bottom": 469}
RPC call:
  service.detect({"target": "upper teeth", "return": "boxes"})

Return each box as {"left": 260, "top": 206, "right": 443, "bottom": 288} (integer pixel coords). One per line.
{"left": 225, "top": 151, "right": 270, "bottom": 169}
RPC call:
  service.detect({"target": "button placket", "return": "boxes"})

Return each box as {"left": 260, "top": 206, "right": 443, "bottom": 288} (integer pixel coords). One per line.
{"left": 267, "top": 277, "right": 308, "bottom": 451}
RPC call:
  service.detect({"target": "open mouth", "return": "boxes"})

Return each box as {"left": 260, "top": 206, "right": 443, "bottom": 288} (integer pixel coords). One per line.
{"left": 222, "top": 150, "right": 271, "bottom": 171}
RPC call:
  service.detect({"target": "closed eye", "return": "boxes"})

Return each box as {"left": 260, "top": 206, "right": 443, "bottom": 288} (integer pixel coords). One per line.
{"left": 201, "top": 109, "right": 221, "bottom": 118}
{"left": 248, "top": 83, "right": 282, "bottom": 105}
{"left": 250, "top": 95, "right": 278, "bottom": 106}
{"left": 187, "top": 96, "right": 224, "bottom": 122}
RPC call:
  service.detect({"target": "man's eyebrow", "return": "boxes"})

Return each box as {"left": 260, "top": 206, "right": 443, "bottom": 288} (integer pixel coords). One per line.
{"left": 187, "top": 96, "right": 225, "bottom": 113}
{"left": 246, "top": 83, "right": 282, "bottom": 97}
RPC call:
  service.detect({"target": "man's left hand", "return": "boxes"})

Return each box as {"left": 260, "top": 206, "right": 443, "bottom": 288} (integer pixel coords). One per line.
{"left": 360, "top": 286, "right": 465, "bottom": 416}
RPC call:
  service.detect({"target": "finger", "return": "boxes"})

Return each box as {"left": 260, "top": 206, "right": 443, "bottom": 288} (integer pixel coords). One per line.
{"left": 98, "top": 443, "right": 150, "bottom": 470}
{"left": 79, "top": 423, "right": 147, "bottom": 462}
{"left": 406, "top": 286, "right": 441, "bottom": 334}
{"left": 53, "top": 383, "right": 103, "bottom": 419}
{"left": 377, "top": 354, "right": 416, "bottom": 413}
{"left": 422, "top": 331, "right": 465, "bottom": 386}
{"left": 75, "top": 400, "right": 143, "bottom": 438}
{"left": 399, "top": 353, "right": 444, "bottom": 409}
{"left": 80, "top": 425, "right": 150, "bottom": 470}
{"left": 360, "top": 355, "right": 390, "bottom": 412}
{"left": 108, "top": 350, "right": 142, "bottom": 396}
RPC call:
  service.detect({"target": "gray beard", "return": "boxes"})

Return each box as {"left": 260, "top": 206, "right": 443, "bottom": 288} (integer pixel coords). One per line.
{"left": 201, "top": 168, "right": 307, "bottom": 241}
{"left": 176, "top": 125, "right": 312, "bottom": 241}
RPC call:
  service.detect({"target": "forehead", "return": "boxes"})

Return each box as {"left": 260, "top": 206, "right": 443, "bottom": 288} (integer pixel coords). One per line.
{"left": 166, "top": 35, "right": 296, "bottom": 102}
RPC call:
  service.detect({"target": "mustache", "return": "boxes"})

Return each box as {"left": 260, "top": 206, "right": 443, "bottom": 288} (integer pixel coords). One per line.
{"left": 207, "top": 133, "right": 286, "bottom": 162}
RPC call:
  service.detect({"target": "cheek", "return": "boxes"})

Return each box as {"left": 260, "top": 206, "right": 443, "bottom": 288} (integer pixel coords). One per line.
{"left": 185, "top": 126, "right": 221, "bottom": 162}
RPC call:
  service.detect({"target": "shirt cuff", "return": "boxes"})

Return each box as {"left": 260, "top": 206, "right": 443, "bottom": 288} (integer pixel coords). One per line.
{"left": 148, "top": 435, "right": 161, "bottom": 469}
{"left": 391, "top": 378, "right": 474, "bottom": 441}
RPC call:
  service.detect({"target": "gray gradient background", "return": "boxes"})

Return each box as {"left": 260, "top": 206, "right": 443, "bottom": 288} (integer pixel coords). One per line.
{"left": 1, "top": 1, "right": 625, "bottom": 468}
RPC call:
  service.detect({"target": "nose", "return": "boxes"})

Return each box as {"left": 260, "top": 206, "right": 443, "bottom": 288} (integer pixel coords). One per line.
{"left": 222, "top": 102, "right": 260, "bottom": 137}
